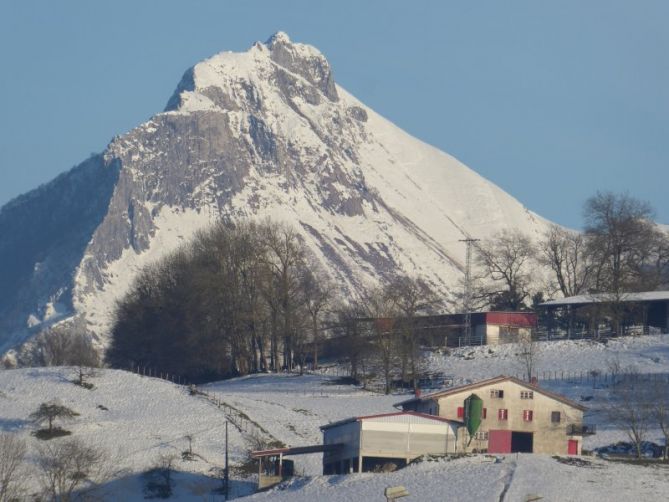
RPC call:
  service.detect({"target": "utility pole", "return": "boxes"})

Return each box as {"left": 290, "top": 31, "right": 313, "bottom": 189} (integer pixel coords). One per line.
{"left": 225, "top": 420, "right": 229, "bottom": 500}
{"left": 459, "top": 238, "right": 479, "bottom": 346}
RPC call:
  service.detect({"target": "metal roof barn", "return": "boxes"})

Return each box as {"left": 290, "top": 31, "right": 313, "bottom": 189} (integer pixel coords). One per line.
{"left": 320, "top": 412, "right": 461, "bottom": 474}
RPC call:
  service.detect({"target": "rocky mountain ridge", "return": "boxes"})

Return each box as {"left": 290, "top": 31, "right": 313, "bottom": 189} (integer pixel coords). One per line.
{"left": 0, "top": 32, "right": 552, "bottom": 363}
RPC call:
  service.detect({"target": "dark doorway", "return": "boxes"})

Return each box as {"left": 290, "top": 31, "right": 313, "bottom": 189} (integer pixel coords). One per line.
{"left": 361, "top": 457, "right": 407, "bottom": 473}
{"left": 511, "top": 432, "right": 533, "bottom": 453}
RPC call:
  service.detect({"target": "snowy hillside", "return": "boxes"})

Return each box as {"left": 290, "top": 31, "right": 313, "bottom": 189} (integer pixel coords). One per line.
{"left": 1, "top": 334, "right": 669, "bottom": 500}
{"left": 242, "top": 454, "right": 669, "bottom": 502}
{"left": 0, "top": 32, "right": 553, "bottom": 361}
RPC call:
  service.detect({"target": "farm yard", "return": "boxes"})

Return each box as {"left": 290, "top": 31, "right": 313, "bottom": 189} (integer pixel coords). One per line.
{"left": 1, "top": 333, "right": 668, "bottom": 500}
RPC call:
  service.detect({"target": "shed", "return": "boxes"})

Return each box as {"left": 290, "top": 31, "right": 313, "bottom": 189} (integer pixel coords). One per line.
{"left": 320, "top": 411, "right": 460, "bottom": 474}
{"left": 539, "top": 290, "right": 669, "bottom": 337}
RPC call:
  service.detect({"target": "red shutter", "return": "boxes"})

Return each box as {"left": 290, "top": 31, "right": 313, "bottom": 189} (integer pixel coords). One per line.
{"left": 498, "top": 409, "right": 507, "bottom": 421}
{"left": 457, "top": 406, "right": 464, "bottom": 418}
{"left": 482, "top": 408, "right": 487, "bottom": 419}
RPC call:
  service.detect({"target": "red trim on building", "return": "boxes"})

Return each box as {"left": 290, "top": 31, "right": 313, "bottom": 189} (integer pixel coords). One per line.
{"left": 485, "top": 312, "right": 537, "bottom": 327}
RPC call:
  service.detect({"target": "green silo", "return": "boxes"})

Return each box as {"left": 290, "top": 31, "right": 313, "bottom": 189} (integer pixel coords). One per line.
{"left": 464, "top": 393, "right": 483, "bottom": 445}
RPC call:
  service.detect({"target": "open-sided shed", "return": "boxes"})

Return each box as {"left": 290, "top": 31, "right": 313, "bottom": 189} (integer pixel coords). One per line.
{"left": 320, "top": 411, "right": 460, "bottom": 474}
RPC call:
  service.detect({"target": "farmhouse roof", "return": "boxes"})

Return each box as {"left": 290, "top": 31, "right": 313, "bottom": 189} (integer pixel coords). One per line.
{"left": 394, "top": 375, "right": 587, "bottom": 412}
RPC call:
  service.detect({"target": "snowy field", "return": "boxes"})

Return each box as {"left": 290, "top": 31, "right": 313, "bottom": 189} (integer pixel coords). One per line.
{"left": 0, "top": 367, "right": 256, "bottom": 499}
{"left": 1, "top": 334, "right": 668, "bottom": 500}
{"left": 243, "top": 454, "right": 669, "bottom": 502}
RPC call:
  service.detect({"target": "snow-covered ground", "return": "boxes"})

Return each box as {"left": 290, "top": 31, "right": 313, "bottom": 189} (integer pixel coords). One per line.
{"left": 0, "top": 367, "right": 256, "bottom": 499}
{"left": 243, "top": 454, "right": 669, "bottom": 502}
{"left": 426, "top": 334, "right": 669, "bottom": 380}
{"left": 1, "top": 334, "right": 668, "bottom": 500}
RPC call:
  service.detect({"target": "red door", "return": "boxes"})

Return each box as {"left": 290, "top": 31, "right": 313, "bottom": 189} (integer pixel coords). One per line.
{"left": 567, "top": 439, "right": 579, "bottom": 455}
{"left": 488, "top": 430, "right": 512, "bottom": 453}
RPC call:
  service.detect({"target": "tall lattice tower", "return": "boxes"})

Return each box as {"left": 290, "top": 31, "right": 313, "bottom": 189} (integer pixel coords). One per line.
{"left": 459, "top": 238, "right": 479, "bottom": 345}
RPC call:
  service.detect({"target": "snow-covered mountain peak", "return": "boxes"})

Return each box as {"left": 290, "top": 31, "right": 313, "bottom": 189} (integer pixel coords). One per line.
{"left": 0, "top": 33, "right": 554, "bottom": 363}
{"left": 265, "top": 30, "right": 292, "bottom": 46}
{"left": 165, "top": 32, "right": 337, "bottom": 114}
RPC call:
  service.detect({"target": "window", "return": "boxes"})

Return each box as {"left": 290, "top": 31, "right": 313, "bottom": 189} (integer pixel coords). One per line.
{"left": 457, "top": 406, "right": 464, "bottom": 418}
{"left": 474, "top": 431, "right": 489, "bottom": 441}
{"left": 482, "top": 408, "right": 487, "bottom": 419}
{"left": 523, "top": 410, "right": 534, "bottom": 422}
{"left": 490, "top": 389, "right": 504, "bottom": 399}
{"left": 551, "top": 411, "right": 561, "bottom": 423}
{"left": 520, "top": 390, "right": 534, "bottom": 399}
{"left": 498, "top": 409, "right": 508, "bottom": 421}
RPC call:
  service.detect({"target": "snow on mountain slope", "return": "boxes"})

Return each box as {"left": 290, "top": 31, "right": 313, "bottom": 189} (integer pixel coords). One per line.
{"left": 0, "top": 32, "right": 553, "bottom": 359}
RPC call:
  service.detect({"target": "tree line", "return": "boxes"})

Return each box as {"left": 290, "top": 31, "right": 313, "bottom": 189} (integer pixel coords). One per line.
{"left": 471, "top": 192, "right": 669, "bottom": 322}
{"left": 329, "top": 276, "right": 437, "bottom": 394}
{"left": 107, "top": 220, "right": 335, "bottom": 382}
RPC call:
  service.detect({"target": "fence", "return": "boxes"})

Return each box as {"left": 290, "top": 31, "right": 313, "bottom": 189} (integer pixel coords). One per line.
{"left": 126, "top": 364, "right": 279, "bottom": 444}
{"left": 528, "top": 369, "right": 669, "bottom": 386}
{"left": 127, "top": 364, "right": 190, "bottom": 386}
{"left": 536, "top": 325, "right": 668, "bottom": 343}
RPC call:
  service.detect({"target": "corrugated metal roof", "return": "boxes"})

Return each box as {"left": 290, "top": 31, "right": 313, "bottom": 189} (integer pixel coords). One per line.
{"left": 320, "top": 411, "right": 461, "bottom": 431}
{"left": 540, "top": 291, "right": 669, "bottom": 307}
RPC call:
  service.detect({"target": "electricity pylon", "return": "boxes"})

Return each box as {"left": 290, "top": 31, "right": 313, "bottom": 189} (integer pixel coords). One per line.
{"left": 459, "top": 238, "right": 479, "bottom": 345}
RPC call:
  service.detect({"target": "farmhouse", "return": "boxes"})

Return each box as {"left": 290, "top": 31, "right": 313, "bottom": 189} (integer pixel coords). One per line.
{"left": 396, "top": 376, "right": 592, "bottom": 455}
{"left": 320, "top": 412, "right": 460, "bottom": 474}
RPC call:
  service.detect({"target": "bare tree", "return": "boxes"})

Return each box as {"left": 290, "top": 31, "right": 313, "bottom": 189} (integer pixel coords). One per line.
{"left": 650, "top": 379, "right": 669, "bottom": 460}
{"left": 606, "top": 373, "right": 653, "bottom": 459}
{"left": 35, "top": 326, "right": 100, "bottom": 368}
{"left": 516, "top": 332, "right": 540, "bottom": 382}
{"left": 333, "top": 301, "right": 371, "bottom": 383}
{"left": 584, "top": 192, "right": 668, "bottom": 334}
{"left": 37, "top": 439, "right": 110, "bottom": 502}
{"left": 539, "top": 225, "right": 593, "bottom": 298}
{"left": 475, "top": 229, "right": 535, "bottom": 311}
{"left": 301, "top": 269, "right": 333, "bottom": 371}
{"left": 260, "top": 223, "right": 310, "bottom": 372}
{"left": 0, "top": 434, "right": 26, "bottom": 502}
{"left": 385, "top": 276, "right": 435, "bottom": 390}
{"left": 30, "top": 401, "right": 79, "bottom": 438}
{"left": 361, "top": 286, "right": 400, "bottom": 394}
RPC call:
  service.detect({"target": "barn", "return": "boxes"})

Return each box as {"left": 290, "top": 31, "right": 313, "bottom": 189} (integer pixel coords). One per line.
{"left": 539, "top": 291, "right": 669, "bottom": 337}
{"left": 320, "top": 412, "right": 460, "bottom": 474}
{"left": 323, "top": 311, "right": 538, "bottom": 350}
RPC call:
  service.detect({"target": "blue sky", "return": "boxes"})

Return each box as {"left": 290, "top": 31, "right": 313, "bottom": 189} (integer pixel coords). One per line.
{"left": 0, "top": 1, "right": 667, "bottom": 229}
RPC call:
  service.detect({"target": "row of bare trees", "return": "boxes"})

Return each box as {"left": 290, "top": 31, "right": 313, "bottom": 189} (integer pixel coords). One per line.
{"left": 107, "top": 219, "right": 334, "bottom": 381}
{"left": 334, "top": 276, "right": 436, "bottom": 394}
{"left": 471, "top": 192, "right": 669, "bottom": 317}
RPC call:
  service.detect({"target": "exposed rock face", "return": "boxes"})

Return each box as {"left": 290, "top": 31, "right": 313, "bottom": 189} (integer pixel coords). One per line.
{"left": 0, "top": 32, "right": 553, "bottom": 362}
